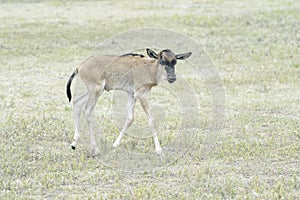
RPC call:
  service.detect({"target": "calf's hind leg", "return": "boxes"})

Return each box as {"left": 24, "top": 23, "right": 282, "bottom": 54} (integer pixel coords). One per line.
{"left": 83, "top": 82, "right": 105, "bottom": 155}
{"left": 71, "top": 92, "right": 89, "bottom": 150}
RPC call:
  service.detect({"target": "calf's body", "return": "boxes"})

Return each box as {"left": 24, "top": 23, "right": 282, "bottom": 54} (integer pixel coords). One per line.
{"left": 67, "top": 49, "right": 192, "bottom": 155}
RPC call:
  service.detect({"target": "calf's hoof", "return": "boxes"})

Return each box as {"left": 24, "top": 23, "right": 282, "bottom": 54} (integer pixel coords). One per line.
{"left": 93, "top": 148, "right": 100, "bottom": 156}
{"left": 112, "top": 141, "right": 120, "bottom": 148}
{"left": 156, "top": 148, "right": 164, "bottom": 157}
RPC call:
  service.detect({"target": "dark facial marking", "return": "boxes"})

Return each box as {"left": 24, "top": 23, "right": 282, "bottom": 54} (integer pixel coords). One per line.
{"left": 158, "top": 50, "right": 178, "bottom": 83}
{"left": 165, "top": 65, "right": 176, "bottom": 83}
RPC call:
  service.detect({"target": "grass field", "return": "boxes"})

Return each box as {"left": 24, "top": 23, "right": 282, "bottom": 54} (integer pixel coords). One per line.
{"left": 0, "top": 0, "right": 299, "bottom": 199}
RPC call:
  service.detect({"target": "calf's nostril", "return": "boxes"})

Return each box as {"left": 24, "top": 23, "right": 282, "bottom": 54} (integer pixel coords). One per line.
{"left": 168, "top": 76, "right": 176, "bottom": 83}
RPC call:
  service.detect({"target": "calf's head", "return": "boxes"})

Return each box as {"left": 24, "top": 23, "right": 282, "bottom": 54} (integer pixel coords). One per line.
{"left": 147, "top": 48, "right": 192, "bottom": 83}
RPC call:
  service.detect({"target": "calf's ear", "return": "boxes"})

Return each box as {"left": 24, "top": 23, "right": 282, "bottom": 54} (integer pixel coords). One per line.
{"left": 175, "top": 52, "right": 192, "bottom": 60}
{"left": 147, "top": 48, "right": 158, "bottom": 59}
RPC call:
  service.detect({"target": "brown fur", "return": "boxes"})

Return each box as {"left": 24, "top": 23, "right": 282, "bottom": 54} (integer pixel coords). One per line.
{"left": 67, "top": 49, "right": 192, "bottom": 155}
{"left": 77, "top": 55, "right": 162, "bottom": 93}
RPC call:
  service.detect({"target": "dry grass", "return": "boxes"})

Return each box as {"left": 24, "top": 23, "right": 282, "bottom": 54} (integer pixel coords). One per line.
{"left": 0, "top": 0, "right": 299, "bottom": 199}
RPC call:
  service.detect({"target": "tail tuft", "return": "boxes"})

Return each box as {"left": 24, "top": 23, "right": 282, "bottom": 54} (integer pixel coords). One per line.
{"left": 66, "top": 70, "right": 77, "bottom": 102}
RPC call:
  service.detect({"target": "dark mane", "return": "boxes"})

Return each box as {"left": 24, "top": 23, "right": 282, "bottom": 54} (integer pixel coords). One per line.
{"left": 162, "top": 49, "right": 172, "bottom": 53}
{"left": 120, "top": 53, "right": 145, "bottom": 58}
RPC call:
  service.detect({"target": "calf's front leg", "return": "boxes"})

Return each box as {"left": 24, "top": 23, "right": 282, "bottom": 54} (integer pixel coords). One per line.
{"left": 113, "top": 93, "right": 136, "bottom": 148}
{"left": 138, "top": 92, "right": 163, "bottom": 156}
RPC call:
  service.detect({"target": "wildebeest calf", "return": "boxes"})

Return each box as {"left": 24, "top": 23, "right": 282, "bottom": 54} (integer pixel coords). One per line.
{"left": 66, "top": 48, "right": 192, "bottom": 155}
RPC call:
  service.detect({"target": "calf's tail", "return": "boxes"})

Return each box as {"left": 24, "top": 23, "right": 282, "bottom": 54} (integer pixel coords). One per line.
{"left": 66, "top": 69, "right": 78, "bottom": 102}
